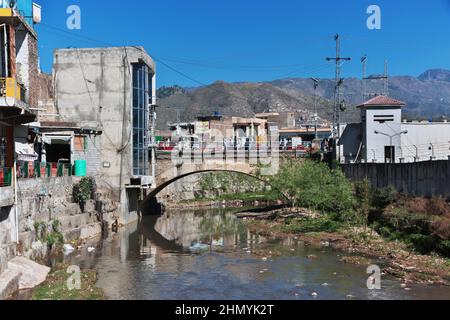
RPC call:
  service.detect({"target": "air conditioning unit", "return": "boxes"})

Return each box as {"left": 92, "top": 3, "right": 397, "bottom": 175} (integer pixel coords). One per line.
{"left": 32, "top": 2, "right": 41, "bottom": 24}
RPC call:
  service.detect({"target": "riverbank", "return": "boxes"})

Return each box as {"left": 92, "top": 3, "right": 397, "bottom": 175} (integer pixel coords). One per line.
{"left": 162, "top": 193, "right": 450, "bottom": 286}
{"left": 30, "top": 263, "right": 105, "bottom": 300}
{"left": 238, "top": 207, "right": 450, "bottom": 286}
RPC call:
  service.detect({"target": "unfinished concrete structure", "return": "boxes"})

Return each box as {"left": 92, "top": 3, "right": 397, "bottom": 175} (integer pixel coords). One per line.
{"left": 1, "top": 0, "right": 41, "bottom": 254}
{"left": 53, "top": 47, "right": 157, "bottom": 224}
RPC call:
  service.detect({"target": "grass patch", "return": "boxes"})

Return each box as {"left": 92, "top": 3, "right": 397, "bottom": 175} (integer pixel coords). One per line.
{"left": 32, "top": 266, "right": 105, "bottom": 300}
{"left": 191, "top": 190, "right": 281, "bottom": 203}
{"left": 278, "top": 216, "right": 342, "bottom": 234}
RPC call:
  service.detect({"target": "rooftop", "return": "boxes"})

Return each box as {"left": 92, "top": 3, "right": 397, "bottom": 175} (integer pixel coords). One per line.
{"left": 357, "top": 95, "right": 406, "bottom": 108}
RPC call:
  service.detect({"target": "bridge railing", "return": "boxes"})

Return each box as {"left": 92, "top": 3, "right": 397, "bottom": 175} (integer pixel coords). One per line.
{"left": 172, "top": 142, "right": 277, "bottom": 163}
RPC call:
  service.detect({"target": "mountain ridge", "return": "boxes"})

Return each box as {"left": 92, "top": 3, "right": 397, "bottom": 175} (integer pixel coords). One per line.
{"left": 156, "top": 69, "right": 450, "bottom": 129}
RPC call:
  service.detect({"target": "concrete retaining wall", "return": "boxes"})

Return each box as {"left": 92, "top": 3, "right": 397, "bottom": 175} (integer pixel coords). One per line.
{"left": 0, "top": 187, "right": 14, "bottom": 208}
{"left": 341, "top": 160, "right": 450, "bottom": 198}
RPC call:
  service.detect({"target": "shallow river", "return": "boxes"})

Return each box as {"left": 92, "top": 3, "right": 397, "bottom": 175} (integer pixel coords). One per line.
{"left": 67, "top": 208, "right": 450, "bottom": 300}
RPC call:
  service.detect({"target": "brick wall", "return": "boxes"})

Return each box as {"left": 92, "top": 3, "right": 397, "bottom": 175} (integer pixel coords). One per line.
{"left": 27, "top": 34, "right": 39, "bottom": 108}
{"left": 72, "top": 134, "right": 102, "bottom": 177}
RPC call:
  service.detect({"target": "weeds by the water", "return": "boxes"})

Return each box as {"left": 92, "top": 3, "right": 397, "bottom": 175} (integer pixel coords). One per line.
{"left": 278, "top": 216, "right": 342, "bottom": 234}
{"left": 32, "top": 265, "right": 104, "bottom": 300}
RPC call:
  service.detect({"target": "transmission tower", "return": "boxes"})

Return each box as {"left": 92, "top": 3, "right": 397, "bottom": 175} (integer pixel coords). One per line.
{"left": 326, "top": 34, "right": 351, "bottom": 140}
{"left": 362, "top": 58, "right": 389, "bottom": 99}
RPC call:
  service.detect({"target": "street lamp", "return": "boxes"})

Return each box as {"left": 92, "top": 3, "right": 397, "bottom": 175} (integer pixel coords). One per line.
{"left": 374, "top": 130, "right": 408, "bottom": 163}
{"left": 311, "top": 78, "right": 319, "bottom": 140}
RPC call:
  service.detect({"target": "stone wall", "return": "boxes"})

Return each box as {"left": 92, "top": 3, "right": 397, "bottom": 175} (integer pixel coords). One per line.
{"left": 0, "top": 176, "right": 119, "bottom": 260}
{"left": 341, "top": 160, "right": 450, "bottom": 198}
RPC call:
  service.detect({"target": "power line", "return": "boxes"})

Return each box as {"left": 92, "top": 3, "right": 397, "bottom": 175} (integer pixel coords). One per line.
{"left": 39, "top": 23, "right": 337, "bottom": 122}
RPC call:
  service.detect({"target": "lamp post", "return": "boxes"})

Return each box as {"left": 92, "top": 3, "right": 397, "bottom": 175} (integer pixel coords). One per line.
{"left": 374, "top": 130, "right": 408, "bottom": 163}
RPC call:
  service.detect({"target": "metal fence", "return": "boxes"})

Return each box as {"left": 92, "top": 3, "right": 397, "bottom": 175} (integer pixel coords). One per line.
{"left": 17, "top": 161, "right": 73, "bottom": 179}
{"left": 0, "top": 162, "right": 73, "bottom": 188}
{"left": 0, "top": 167, "right": 12, "bottom": 187}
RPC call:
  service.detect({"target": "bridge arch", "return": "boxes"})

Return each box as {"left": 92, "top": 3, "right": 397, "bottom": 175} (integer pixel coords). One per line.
{"left": 147, "top": 169, "right": 266, "bottom": 199}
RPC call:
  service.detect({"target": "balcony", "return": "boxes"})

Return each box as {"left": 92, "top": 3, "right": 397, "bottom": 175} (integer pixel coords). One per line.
{"left": 0, "top": 77, "right": 26, "bottom": 102}
{"left": 0, "top": 77, "right": 35, "bottom": 125}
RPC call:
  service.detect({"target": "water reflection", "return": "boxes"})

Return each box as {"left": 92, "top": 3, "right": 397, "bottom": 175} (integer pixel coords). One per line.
{"left": 67, "top": 208, "right": 450, "bottom": 300}
{"left": 154, "top": 209, "right": 257, "bottom": 251}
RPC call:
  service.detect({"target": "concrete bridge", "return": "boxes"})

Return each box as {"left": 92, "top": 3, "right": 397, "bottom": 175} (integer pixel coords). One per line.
{"left": 141, "top": 149, "right": 280, "bottom": 212}
{"left": 150, "top": 154, "right": 257, "bottom": 198}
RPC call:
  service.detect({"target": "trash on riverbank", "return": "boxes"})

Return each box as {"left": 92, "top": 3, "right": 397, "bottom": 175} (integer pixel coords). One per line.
{"left": 189, "top": 243, "right": 210, "bottom": 251}
{"left": 31, "top": 265, "right": 104, "bottom": 300}
{"left": 63, "top": 244, "right": 75, "bottom": 255}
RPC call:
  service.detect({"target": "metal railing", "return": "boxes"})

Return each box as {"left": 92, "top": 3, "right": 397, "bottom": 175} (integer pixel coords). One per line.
{"left": 0, "top": 167, "right": 12, "bottom": 187}
{"left": 16, "top": 161, "right": 73, "bottom": 179}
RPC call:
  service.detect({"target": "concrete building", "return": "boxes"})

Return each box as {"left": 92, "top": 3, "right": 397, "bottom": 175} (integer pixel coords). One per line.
{"left": 1, "top": 0, "right": 41, "bottom": 247}
{"left": 256, "top": 112, "right": 295, "bottom": 129}
{"left": 339, "top": 95, "right": 450, "bottom": 163}
{"left": 167, "top": 115, "right": 268, "bottom": 149}
{"left": 51, "top": 47, "right": 157, "bottom": 223}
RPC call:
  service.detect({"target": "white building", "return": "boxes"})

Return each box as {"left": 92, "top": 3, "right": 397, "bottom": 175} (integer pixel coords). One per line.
{"left": 339, "top": 95, "right": 450, "bottom": 163}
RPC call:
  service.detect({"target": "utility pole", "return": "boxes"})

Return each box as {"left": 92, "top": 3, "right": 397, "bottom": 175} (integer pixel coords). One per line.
{"left": 311, "top": 77, "right": 319, "bottom": 140}
{"left": 361, "top": 55, "right": 367, "bottom": 102}
{"left": 363, "top": 59, "right": 389, "bottom": 97}
{"left": 384, "top": 60, "right": 389, "bottom": 96}
{"left": 326, "top": 34, "right": 350, "bottom": 162}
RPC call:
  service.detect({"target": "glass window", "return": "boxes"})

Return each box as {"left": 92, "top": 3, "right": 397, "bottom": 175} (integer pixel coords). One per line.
{"left": 132, "top": 63, "right": 150, "bottom": 176}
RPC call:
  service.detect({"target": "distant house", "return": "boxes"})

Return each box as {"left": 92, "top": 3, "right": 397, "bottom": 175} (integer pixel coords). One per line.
{"left": 339, "top": 95, "right": 450, "bottom": 163}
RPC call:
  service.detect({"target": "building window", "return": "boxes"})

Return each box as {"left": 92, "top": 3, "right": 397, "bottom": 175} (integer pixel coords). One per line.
{"left": 132, "top": 63, "right": 152, "bottom": 176}
{"left": 374, "top": 115, "right": 394, "bottom": 123}
{"left": 74, "top": 136, "right": 86, "bottom": 152}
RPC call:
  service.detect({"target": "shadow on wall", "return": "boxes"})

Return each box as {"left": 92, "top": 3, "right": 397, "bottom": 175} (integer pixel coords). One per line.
{"left": 0, "top": 207, "right": 11, "bottom": 223}
{"left": 140, "top": 197, "right": 164, "bottom": 216}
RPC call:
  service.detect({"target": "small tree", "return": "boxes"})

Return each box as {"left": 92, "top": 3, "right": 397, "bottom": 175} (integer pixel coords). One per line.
{"left": 355, "top": 179, "right": 372, "bottom": 230}
{"left": 73, "top": 177, "right": 94, "bottom": 212}
{"left": 268, "top": 160, "right": 355, "bottom": 219}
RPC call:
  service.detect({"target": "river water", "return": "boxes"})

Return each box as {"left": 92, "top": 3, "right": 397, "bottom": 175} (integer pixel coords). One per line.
{"left": 67, "top": 208, "right": 450, "bottom": 300}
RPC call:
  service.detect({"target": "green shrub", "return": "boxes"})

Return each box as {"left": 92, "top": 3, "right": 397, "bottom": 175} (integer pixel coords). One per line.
{"left": 268, "top": 160, "right": 356, "bottom": 220}
{"left": 280, "top": 216, "right": 342, "bottom": 234}
{"left": 354, "top": 179, "right": 371, "bottom": 228}
{"left": 197, "top": 172, "right": 266, "bottom": 199}
{"left": 33, "top": 220, "right": 65, "bottom": 250}
{"left": 406, "top": 234, "right": 439, "bottom": 255}
{"left": 34, "top": 221, "right": 47, "bottom": 241}
{"left": 372, "top": 185, "right": 397, "bottom": 209}
{"left": 73, "top": 177, "right": 95, "bottom": 212}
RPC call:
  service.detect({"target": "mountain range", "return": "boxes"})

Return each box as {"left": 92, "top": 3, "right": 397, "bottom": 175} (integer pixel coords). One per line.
{"left": 156, "top": 69, "right": 450, "bottom": 130}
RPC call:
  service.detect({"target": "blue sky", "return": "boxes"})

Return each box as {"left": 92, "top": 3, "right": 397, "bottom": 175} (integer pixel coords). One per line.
{"left": 36, "top": 0, "right": 450, "bottom": 88}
